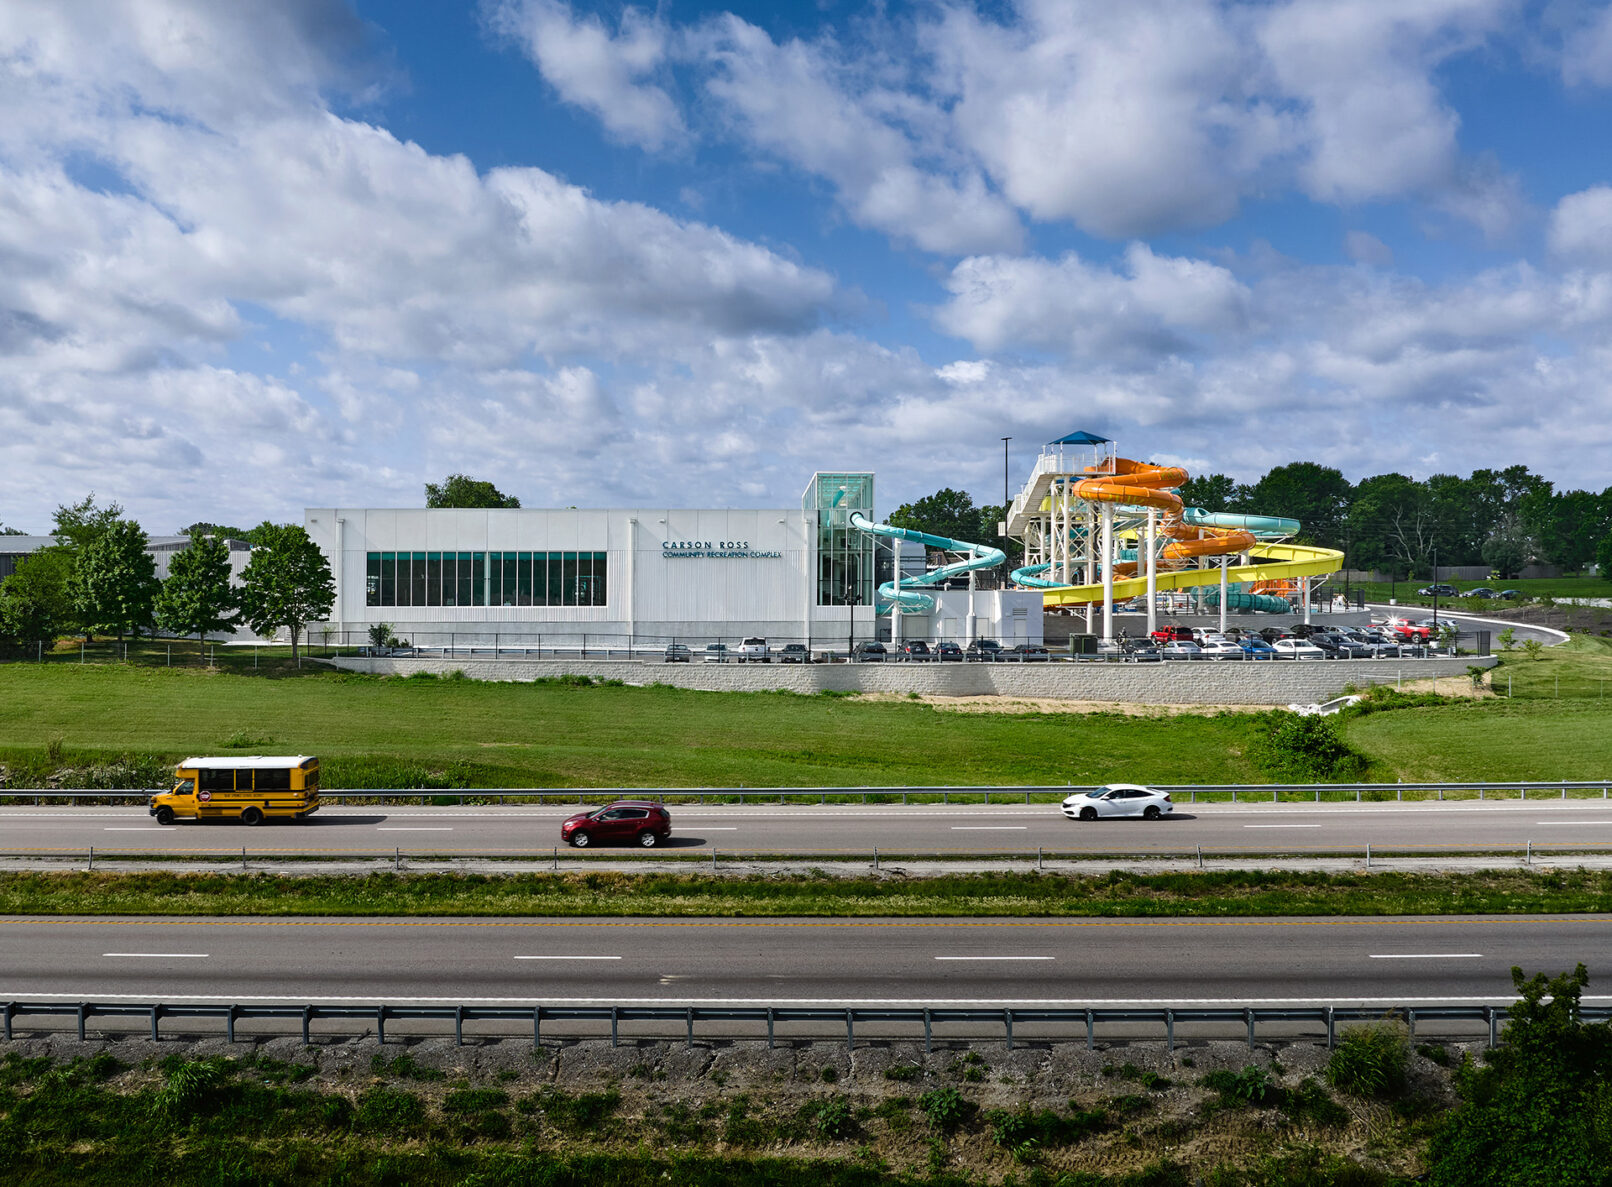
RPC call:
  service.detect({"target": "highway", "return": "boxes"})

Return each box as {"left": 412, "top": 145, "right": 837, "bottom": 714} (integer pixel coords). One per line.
{"left": 2, "top": 915, "right": 1606, "bottom": 1006}
{"left": 6, "top": 800, "right": 1612, "bottom": 857}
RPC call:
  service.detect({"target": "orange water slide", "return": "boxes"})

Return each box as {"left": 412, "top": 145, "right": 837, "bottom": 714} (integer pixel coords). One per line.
{"left": 1072, "top": 458, "right": 1187, "bottom": 515}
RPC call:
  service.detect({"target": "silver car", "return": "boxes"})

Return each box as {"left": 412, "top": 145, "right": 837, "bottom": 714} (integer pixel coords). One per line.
{"left": 1062, "top": 784, "right": 1175, "bottom": 821}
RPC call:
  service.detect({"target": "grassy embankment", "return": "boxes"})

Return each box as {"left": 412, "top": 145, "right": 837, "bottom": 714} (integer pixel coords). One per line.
{"left": 2, "top": 638, "right": 1612, "bottom": 791}
{"left": 1348, "top": 573, "right": 1611, "bottom": 610}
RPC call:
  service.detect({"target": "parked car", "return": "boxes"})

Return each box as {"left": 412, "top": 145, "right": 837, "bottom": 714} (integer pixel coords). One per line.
{"left": 934, "top": 641, "right": 964, "bottom": 662}
{"left": 737, "top": 636, "right": 770, "bottom": 663}
{"left": 852, "top": 641, "right": 887, "bottom": 663}
{"left": 1312, "top": 634, "right": 1369, "bottom": 658}
{"left": 966, "top": 639, "right": 1004, "bottom": 662}
{"left": 663, "top": 643, "right": 692, "bottom": 663}
{"left": 1272, "top": 638, "right": 1325, "bottom": 660}
{"left": 1198, "top": 640, "right": 1244, "bottom": 660}
{"left": 1061, "top": 784, "right": 1174, "bottom": 821}
{"left": 1498, "top": 589, "right": 1523, "bottom": 600}
{"left": 899, "top": 641, "right": 933, "bottom": 661}
{"left": 1238, "top": 637, "right": 1276, "bottom": 659}
{"left": 561, "top": 801, "right": 672, "bottom": 848}
{"left": 1463, "top": 587, "right": 1497, "bottom": 599}
{"left": 702, "top": 643, "right": 731, "bottom": 663}
{"left": 778, "top": 643, "right": 810, "bottom": 664}
{"left": 1150, "top": 625, "right": 1196, "bottom": 643}
{"left": 1417, "top": 583, "right": 1459, "bottom": 596}
{"left": 1160, "top": 640, "right": 1202, "bottom": 660}
{"left": 1007, "top": 644, "right": 1050, "bottom": 662}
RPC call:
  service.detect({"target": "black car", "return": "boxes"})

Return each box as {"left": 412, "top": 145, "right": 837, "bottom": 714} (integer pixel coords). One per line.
{"left": 852, "top": 641, "right": 887, "bottom": 663}
{"left": 966, "top": 639, "right": 1004, "bottom": 662}
{"left": 899, "top": 641, "right": 932, "bottom": 661}
{"left": 1418, "top": 583, "right": 1459, "bottom": 596}
{"left": 777, "top": 643, "right": 810, "bottom": 664}
{"left": 1498, "top": 589, "right": 1523, "bottom": 600}
{"left": 1007, "top": 644, "right": 1050, "bottom": 662}
{"left": 1463, "top": 587, "right": 1497, "bottom": 598}
{"left": 933, "top": 641, "right": 964, "bottom": 661}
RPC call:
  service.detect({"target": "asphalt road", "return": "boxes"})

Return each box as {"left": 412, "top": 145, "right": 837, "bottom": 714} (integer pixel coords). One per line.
{"left": 1366, "top": 603, "right": 1565, "bottom": 647}
{"left": 7, "top": 800, "right": 1612, "bottom": 857}
{"left": 2, "top": 915, "right": 1605, "bottom": 1006}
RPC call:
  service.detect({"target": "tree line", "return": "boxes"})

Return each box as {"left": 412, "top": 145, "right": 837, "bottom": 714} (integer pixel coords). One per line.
{"left": 887, "top": 464, "right": 1612, "bottom": 580}
{"left": 0, "top": 496, "right": 334, "bottom": 662}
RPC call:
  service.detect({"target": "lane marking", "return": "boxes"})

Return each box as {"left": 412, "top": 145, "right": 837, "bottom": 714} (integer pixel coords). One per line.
{"left": 103, "top": 828, "right": 175, "bottom": 832}
{"left": 513, "top": 955, "right": 621, "bottom": 961}
{"left": 700, "top": 828, "right": 739, "bottom": 831}
{"left": 102, "top": 952, "right": 209, "bottom": 959}
{"left": 935, "top": 956, "right": 1053, "bottom": 961}
{"left": 951, "top": 826, "right": 1029, "bottom": 831}
{"left": 1369, "top": 953, "right": 1484, "bottom": 959}
{"left": 1243, "top": 825, "right": 1322, "bottom": 829}
{"left": 376, "top": 828, "right": 454, "bottom": 832}
{"left": 3, "top": 915, "right": 1604, "bottom": 932}
{"left": 1533, "top": 822, "right": 1612, "bottom": 826}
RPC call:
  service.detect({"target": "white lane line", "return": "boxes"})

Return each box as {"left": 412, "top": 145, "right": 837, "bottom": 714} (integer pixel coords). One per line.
{"left": 513, "top": 956, "right": 621, "bottom": 961}
{"left": 1368, "top": 953, "right": 1484, "bottom": 959}
{"left": 950, "top": 826, "right": 1029, "bottom": 831}
{"left": 1533, "top": 822, "right": 1612, "bottom": 826}
{"left": 376, "top": 827, "right": 454, "bottom": 831}
{"left": 103, "top": 953, "right": 209, "bottom": 959}
{"left": 1243, "top": 825, "right": 1322, "bottom": 829}
{"left": 103, "top": 828, "right": 175, "bottom": 832}
{"left": 935, "top": 956, "right": 1054, "bottom": 961}
{"left": 700, "top": 827, "right": 739, "bottom": 831}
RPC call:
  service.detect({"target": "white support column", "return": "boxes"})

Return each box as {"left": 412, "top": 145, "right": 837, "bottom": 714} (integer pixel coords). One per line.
{"left": 1100, "top": 503, "right": 1115, "bottom": 642}
{"left": 1302, "top": 576, "right": 1312, "bottom": 624}
{"left": 890, "top": 536, "right": 902, "bottom": 646}
{"left": 1218, "top": 555, "right": 1228, "bottom": 635}
{"left": 1145, "top": 509, "right": 1158, "bottom": 639}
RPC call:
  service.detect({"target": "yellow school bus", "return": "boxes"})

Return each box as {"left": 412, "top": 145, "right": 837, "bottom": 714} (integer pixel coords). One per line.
{"left": 149, "top": 756, "right": 321, "bottom": 825}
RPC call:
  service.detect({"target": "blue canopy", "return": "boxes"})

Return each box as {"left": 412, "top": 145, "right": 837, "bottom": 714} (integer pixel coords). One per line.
{"left": 1048, "top": 430, "right": 1111, "bottom": 445}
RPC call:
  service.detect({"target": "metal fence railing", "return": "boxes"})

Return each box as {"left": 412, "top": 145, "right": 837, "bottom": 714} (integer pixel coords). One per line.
{"left": 4, "top": 781, "right": 1610, "bottom": 806}
{"left": 7, "top": 999, "right": 1604, "bottom": 1050}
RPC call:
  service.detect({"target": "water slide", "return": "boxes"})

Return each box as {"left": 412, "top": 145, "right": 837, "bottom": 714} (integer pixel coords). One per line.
{"left": 1022, "top": 458, "right": 1341, "bottom": 608}
{"left": 846, "top": 511, "right": 1005, "bottom": 614}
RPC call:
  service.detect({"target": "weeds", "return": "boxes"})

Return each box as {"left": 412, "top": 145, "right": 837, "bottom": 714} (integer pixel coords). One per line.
{"left": 370, "top": 1052, "right": 445, "bottom": 1081}
{"left": 1326, "top": 1023, "right": 1410, "bottom": 1098}
{"left": 918, "top": 1086, "right": 974, "bottom": 1134}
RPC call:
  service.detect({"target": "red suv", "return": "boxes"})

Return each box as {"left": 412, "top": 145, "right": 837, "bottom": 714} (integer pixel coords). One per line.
{"left": 561, "top": 801, "right": 672, "bottom": 848}
{"left": 1149, "top": 625, "right": 1195, "bottom": 643}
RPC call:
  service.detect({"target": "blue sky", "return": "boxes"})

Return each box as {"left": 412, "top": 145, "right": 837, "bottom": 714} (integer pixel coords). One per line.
{"left": 3, "top": 0, "right": 1612, "bottom": 534}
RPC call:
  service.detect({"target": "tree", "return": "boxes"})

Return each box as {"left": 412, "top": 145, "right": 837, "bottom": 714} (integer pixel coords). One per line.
{"left": 154, "top": 533, "right": 239, "bottom": 648}
{"left": 68, "top": 518, "right": 159, "bottom": 642}
{"left": 0, "top": 549, "right": 73, "bottom": 651}
{"left": 1523, "top": 488, "right": 1610, "bottom": 573}
{"left": 1482, "top": 513, "right": 1536, "bottom": 579}
{"left": 1429, "top": 964, "right": 1612, "bottom": 1185}
{"left": 425, "top": 474, "right": 521, "bottom": 508}
{"left": 1347, "top": 473, "right": 1436, "bottom": 575}
{"left": 237, "top": 524, "right": 334, "bottom": 664}
{"left": 179, "top": 521, "right": 256, "bottom": 543}
{"left": 0, "top": 524, "right": 26, "bottom": 536}
{"left": 1179, "top": 473, "right": 1238, "bottom": 512}
{"left": 1232, "top": 462, "right": 1352, "bottom": 545}
{"left": 887, "top": 488, "right": 983, "bottom": 545}
{"left": 51, "top": 493, "right": 125, "bottom": 552}
{"left": 1597, "top": 530, "right": 1612, "bottom": 583}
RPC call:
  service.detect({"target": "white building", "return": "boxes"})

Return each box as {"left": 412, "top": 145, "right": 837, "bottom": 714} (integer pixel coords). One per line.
{"left": 305, "top": 472, "right": 1041, "bottom": 650}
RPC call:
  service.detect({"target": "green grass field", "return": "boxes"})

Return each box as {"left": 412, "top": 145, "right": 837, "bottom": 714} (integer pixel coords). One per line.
{"left": 3, "top": 638, "right": 1612, "bottom": 788}
{"left": 1348, "top": 573, "right": 1611, "bottom": 610}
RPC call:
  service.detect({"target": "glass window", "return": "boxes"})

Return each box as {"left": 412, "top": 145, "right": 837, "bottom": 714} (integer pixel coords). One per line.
{"left": 441, "top": 552, "right": 457, "bottom": 606}
{"left": 488, "top": 553, "right": 504, "bottom": 607}
{"left": 410, "top": 552, "right": 427, "bottom": 607}
{"left": 426, "top": 552, "right": 443, "bottom": 607}
{"left": 394, "top": 553, "right": 411, "bottom": 607}
{"left": 366, "top": 554, "right": 381, "bottom": 606}
{"left": 546, "top": 551, "right": 563, "bottom": 605}
{"left": 592, "top": 552, "right": 608, "bottom": 605}
{"left": 457, "top": 552, "right": 473, "bottom": 608}
{"left": 561, "top": 552, "right": 579, "bottom": 606}
{"left": 516, "top": 552, "right": 533, "bottom": 605}
{"left": 471, "top": 551, "right": 487, "bottom": 606}
{"left": 502, "top": 551, "right": 519, "bottom": 606}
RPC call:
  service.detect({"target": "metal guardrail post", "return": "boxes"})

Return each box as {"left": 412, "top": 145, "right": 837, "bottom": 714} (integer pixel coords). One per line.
{"left": 1245, "top": 1008, "right": 1254, "bottom": 1050}
{"left": 1005, "top": 1009, "right": 1013, "bottom": 1051}
{"left": 686, "top": 1007, "right": 694, "bottom": 1050}
{"left": 924, "top": 1008, "right": 932, "bottom": 1053}
{"left": 1165, "top": 1009, "right": 1174, "bottom": 1053}
{"left": 767, "top": 1008, "right": 775, "bottom": 1050}
{"left": 226, "top": 1005, "right": 236, "bottom": 1043}
{"left": 1, "top": 1002, "right": 11, "bottom": 1041}
{"left": 1325, "top": 1006, "right": 1335, "bottom": 1050}
{"left": 846, "top": 1008, "right": 854, "bottom": 1051}
{"left": 533, "top": 1007, "right": 541, "bottom": 1047}
{"left": 1408, "top": 1008, "right": 1416, "bottom": 1037}
{"left": 455, "top": 1006, "right": 464, "bottom": 1046}
{"left": 1487, "top": 1007, "right": 1498, "bottom": 1048}
{"left": 611, "top": 1006, "right": 618, "bottom": 1047}
{"left": 377, "top": 1005, "right": 386, "bottom": 1044}
{"left": 77, "top": 1002, "right": 88, "bottom": 1041}
{"left": 151, "top": 1005, "right": 160, "bottom": 1042}
{"left": 1085, "top": 1008, "right": 1094, "bottom": 1050}
{"left": 302, "top": 1006, "right": 312, "bottom": 1046}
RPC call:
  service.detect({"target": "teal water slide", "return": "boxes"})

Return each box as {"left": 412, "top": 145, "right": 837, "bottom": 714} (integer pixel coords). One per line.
{"left": 847, "top": 511, "right": 1006, "bottom": 614}
{"left": 1184, "top": 508, "right": 1300, "bottom": 611}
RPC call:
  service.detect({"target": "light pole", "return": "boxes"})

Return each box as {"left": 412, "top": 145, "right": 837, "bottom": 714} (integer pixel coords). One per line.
{"left": 846, "top": 581, "right": 859, "bottom": 662}
{"left": 1001, "top": 437, "right": 1012, "bottom": 537}
{"left": 1431, "top": 546, "right": 1439, "bottom": 629}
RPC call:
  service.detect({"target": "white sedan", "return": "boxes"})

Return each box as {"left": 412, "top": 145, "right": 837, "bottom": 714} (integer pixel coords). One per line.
{"left": 1062, "top": 784, "right": 1175, "bottom": 821}
{"left": 1272, "top": 639, "right": 1325, "bottom": 660}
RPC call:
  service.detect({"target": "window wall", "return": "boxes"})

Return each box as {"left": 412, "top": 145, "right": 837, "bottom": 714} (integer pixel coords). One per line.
{"left": 365, "top": 552, "right": 608, "bottom": 608}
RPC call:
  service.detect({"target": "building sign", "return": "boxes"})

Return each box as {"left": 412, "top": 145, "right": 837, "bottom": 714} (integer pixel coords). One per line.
{"left": 662, "top": 540, "right": 783, "bottom": 559}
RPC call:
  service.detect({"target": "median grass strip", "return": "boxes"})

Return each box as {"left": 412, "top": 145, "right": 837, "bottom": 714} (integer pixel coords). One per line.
{"left": 3, "top": 869, "right": 1610, "bottom": 917}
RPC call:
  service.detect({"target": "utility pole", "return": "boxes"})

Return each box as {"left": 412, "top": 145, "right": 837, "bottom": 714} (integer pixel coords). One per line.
{"left": 1000, "top": 437, "right": 1012, "bottom": 538}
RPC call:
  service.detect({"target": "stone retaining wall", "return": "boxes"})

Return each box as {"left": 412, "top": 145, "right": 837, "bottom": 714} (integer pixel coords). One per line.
{"left": 328, "top": 654, "right": 1495, "bottom": 705}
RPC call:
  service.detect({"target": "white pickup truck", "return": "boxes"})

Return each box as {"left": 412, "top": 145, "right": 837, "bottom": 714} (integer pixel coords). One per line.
{"left": 736, "top": 636, "right": 771, "bottom": 663}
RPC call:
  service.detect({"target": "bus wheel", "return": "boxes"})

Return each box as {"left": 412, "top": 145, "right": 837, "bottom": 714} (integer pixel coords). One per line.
{"left": 241, "top": 808, "right": 264, "bottom": 826}
{"left": 154, "top": 807, "right": 175, "bottom": 826}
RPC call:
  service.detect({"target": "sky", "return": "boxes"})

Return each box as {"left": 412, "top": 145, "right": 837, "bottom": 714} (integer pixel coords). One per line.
{"left": 3, "top": 0, "right": 1612, "bottom": 534}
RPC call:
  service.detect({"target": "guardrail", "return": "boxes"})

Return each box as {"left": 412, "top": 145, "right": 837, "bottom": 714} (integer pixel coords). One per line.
{"left": 7, "top": 999, "right": 1604, "bottom": 1050}
{"left": 4, "top": 781, "right": 1611, "bottom": 806}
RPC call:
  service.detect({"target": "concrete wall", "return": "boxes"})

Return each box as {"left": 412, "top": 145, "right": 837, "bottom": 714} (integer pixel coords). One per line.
{"left": 328, "top": 654, "right": 1495, "bottom": 705}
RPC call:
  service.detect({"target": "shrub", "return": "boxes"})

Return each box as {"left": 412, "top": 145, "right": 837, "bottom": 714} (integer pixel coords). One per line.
{"left": 918, "top": 1086, "right": 974, "bottom": 1134}
{"left": 883, "top": 1062, "right": 921, "bottom": 1082}
{"left": 158, "top": 1058, "right": 227, "bottom": 1113}
{"left": 1202, "top": 1065, "right": 1281, "bottom": 1107}
{"left": 809, "top": 1095, "right": 854, "bottom": 1140}
{"left": 370, "top": 1052, "right": 445, "bottom": 1081}
{"left": 985, "top": 1105, "right": 1108, "bottom": 1149}
{"left": 355, "top": 1086, "right": 427, "bottom": 1135}
{"left": 1326, "top": 1022, "right": 1409, "bottom": 1098}
{"left": 442, "top": 1087, "right": 510, "bottom": 1115}
{"left": 1498, "top": 627, "right": 1516, "bottom": 651}
{"left": 1523, "top": 638, "right": 1544, "bottom": 660}
{"left": 1253, "top": 712, "right": 1368, "bottom": 780}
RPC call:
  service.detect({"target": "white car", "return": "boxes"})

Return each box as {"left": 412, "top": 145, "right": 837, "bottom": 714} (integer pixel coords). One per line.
{"left": 1198, "top": 640, "right": 1244, "bottom": 660}
{"left": 1062, "top": 784, "right": 1175, "bottom": 821}
{"left": 737, "top": 636, "right": 770, "bottom": 663}
{"left": 1160, "top": 640, "right": 1202, "bottom": 660}
{"left": 702, "top": 643, "right": 731, "bottom": 663}
{"left": 1272, "top": 639, "right": 1325, "bottom": 660}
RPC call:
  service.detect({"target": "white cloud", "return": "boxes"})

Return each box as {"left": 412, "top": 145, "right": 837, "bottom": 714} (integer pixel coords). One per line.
{"left": 694, "top": 15, "right": 1022, "bottom": 254}
{"left": 1344, "top": 230, "right": 1394, "bottom": 266}
{"left": 486, "top": 0, "right": 686, "bottom": 151}
{"left": 1549, "top": 185, "right": 1612, "bottom": 266}
{"left": 1560, "top": 2, "right": 1612, "bottom": 86}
